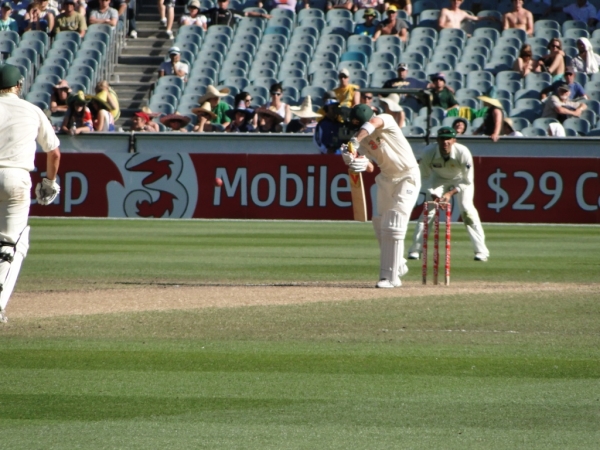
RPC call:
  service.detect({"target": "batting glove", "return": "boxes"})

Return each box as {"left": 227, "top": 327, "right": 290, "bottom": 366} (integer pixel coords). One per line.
{"left": 341, "top": 149, "right": 355, "bottom": 165}
{"left": 349, "top": 157, "right": 369, "bottom": 173}
{"left": 35, "top": 178, "right": 60, "bottom": 205}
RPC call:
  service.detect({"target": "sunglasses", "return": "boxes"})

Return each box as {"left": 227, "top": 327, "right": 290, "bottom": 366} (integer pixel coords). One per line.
{"left": 550, "top": 44, "right": 561, "bottom": 49}
{"left": 338, "top": 74, "right": 348, "bottom": 79}
{"left": 271, "top": 92, "right": 282, "bottom": 96}
{"left": 362, "top": 95, "right": 373, "bottom": 100}
{"left": 245, "top": 97, "right": 252, "bottom": 101}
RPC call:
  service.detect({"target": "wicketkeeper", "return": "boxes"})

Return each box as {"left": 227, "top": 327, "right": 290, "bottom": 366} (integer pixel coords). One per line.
{"left": 0, "top": 64, "right": 61, "bottom": 322}
{"left": 408, "top": 126, "right": 489, "bottom": 261}
{"left": 342, "top": 104, "right": 421, "bottom": 288}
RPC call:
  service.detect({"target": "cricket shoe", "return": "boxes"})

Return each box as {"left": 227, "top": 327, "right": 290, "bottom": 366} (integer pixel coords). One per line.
{"left": 399, "top": 258, "right": 409, "bottom": 277}
{"left": 474, "top": 253, "right": 488, "bottom": 262}
{"left": 376, "top": 278, "right": 401, "bottom": 289}
{"left": 407, "top": 252, "right": 420, "bottom": 260}
{"left": 0, "top": 309, "right": 7, "bottom": 324}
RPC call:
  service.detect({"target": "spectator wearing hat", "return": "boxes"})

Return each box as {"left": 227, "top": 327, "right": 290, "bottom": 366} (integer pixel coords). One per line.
{"left": 385, "top": 0, "right": 411, "bottom": 15}
{"left": 199, "top": 0, "right": 270, "bottom": 29}
{"left": 225, "top": 102, "right": 256, "bottom": 133}
{"left": 86, "top": 94, "right": 115, "bottom": 131}
{"left": 55, "top": 0, "right": 87, "bottom": 37}
{"left": 314, "top": 97, "right": 344, "bottom": 154}
{"left": 180, "top": 0, "right": 207, "bottom": 30}
{"left": 333, "top": 69, "right": 361, "bottom": 108}
{"left": 158, "top": 46, "right": 189, "bottom": 81}
{"left": 474, "top": 96, "right": 504, "bottom": 142}
{"left": 542, "top": 83, "right": 587, "bottom": 123}
{"left": 382, "top": 63, "right": 427, "bottom": 93}
{"left": 379, "top": 93, "right": 405, "bottom": 127}
{"left": 60, "top": 91, "right": 93, "bottom": 135}
{"left": 264, "top": 83, "right": 292, "bottom": 125}
{"left": 191, "top": 102, "right": 217, "bottom": 132}
{"left": 573, "top": 37, "right": 600, "bottom": 74}
{"left": 503, "top": 0, "right": 534, "bottom": 37}
{"left": 160, "top": 114, "right": 190, "bottom": 131}
{"left": 198, "top": 85, "right": 231, "bottom": 127}
{"left": 89, "top": 0, "right": 119, "bottom": 27}
{"left": 353, "top": 8, "right": 378, "bottom": 38}
{"left": 131, "top": 111, "right": 159, "bottom": 132}
{"left": 502, "top": 118, "right": 523, "bottom": 136}
{"left": 452, "top": 117, "right": 468, "bottom": 135}
{"left": 0, "top": 3, "right": 18, "bottom": 32}
{"left": 50, "top": 80, "right": 71, "bottom": 114}
{"left": 429, "top": 73, "right": 458, "bottom": 110}
{"left": 438, "top": 0, "right": 479, "bottom": 30}
{"left": 287, "top": 96, "right": 322, "bottom": 133}
{"left": 373, "top": 5, "right": 409, "bottom": 43}
{"left": 541, "top": 66, "right": 587, "bottom": 100}
{"left": 255, "top": 107, "right": 284, "bottom": 133}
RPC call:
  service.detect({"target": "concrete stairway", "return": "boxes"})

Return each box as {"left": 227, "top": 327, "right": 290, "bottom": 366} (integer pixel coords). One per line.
{"left": 111, "top": 1, "right": 184, "bottom": 129}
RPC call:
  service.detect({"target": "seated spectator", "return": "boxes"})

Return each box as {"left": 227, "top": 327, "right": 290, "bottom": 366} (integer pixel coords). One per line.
{"left": 513, "top": 44, "right": 540, "bottom": 78}
{"left": 314, "top": 97, "right": 344, "bottom": 154}
{"left": 452, "top": 117, "right": 468, "bottom": 135}
{"left": 200, "top": 0, "right": 270, "bottom": 29}
{"left": 382, "top": 63, "right": 427, "bottom": 97}
{"left": 89, "top": 0, "right": 119, "bottom": 27}
{"left": 198, "top": 85, "right": 231, "bottom": 128}
{"left": 55, "top": 0, "right": 87, "bottom": 37}
{"left": 0, "top": 2, "right": 18, "bottom": 32}
{"left": 547, "top": 122, "right": 566, "bottom": 136}
{"left": 287, "top": 96, "right": 322, "bottom": 134}
{"left": 386, "top": 0, "right": 411, "bottom": 16}
{"left": 540, "top": 66, "right": 587, "bottom": 100}
{"left": 327, "top": 0, "right": 352, "bottom": 11}
{"left": 354, "top": 8, "right": 378, "bottom": 38}
{"left": 359, "top": 90, "right": 379, "bottom": 113}
{"left": 379, "top": 93, "right": 405, "bottom": 127}
{"left": 536, "top": 38, "right": 565, "bottom": 81}
{"left": 160, "top": 113, "right": 190, "bottom": 131}
{"left": 503, "top": 0, "right": 534, "bottom": 36}
{"left": 354, "top": 0, "right": 384, "bottom": 14}
{"left": 191, "top": 102, "right": 217, "bottom": 132}
{"left": 271, "top": 0, "right": 309, "bottom": 11}
{"left": 373, "top": 6, "right": 408, "bottom": 43}
{"left": 180, "top": 0, "right": 207, "bottom": 30}
{"left": 255, "top": 107, "right": 284, "bottom": 133}
{"left": 429, "top": 73, "right": 458, "bottom": 111}
{"left": 225, "top": 102, "right": 256, "bottom": 132}
{"left": 474, "top": 96, "right": 504, "bottom": 142}
{"left": 158, "top": 46, "right": 189, "bottom": 81}
{"left": 86, "top": 94, "right": 115, "bottom": 131}
{"left": 24, "top": 0, "right": 55, "bottom": 33}
{"left": 562, "top": 0, "right": 596, "bottom": 28}
{"left": 87, "top": 0, "right": 127, "bottom": 29}
{"left": 438, "top": 0, "right": 478, "bottom": 30}
{"left": 60, "top": 91, "right": 93, "bottom": 135}
{"left": 95, "top": 80, "right": 120, "bottom": 120}
{"left": 572, "top": 38, "right": 600, "bottom": 74}
{"left": 264, "top": 83, "right": 292, "bottom": 124}
{"left": 502, "top": 118, "right": 523, "bottom": 136}
{"left": 50, "top": 79, "right": 71, "bottom": 114}
{"left": 333, "top": 69, "right": 360, "bottom": 107}
{"left": 541, "top": 83, "right": 587, "bottom": 122}
{"left": 131, "top": 111, "right": 159, "bottom": 132}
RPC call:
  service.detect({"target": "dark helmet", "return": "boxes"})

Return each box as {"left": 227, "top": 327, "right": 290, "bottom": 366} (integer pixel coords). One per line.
{"left": 0, "top": 64, "right": 24, "bottom": 89}
{"left": 349, "top": 104, "right": 374, "bottom": 128}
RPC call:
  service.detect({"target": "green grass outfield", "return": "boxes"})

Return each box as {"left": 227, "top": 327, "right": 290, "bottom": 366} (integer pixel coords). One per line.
{"left": 1, "top": 219, "right": 599, "bottom": 449}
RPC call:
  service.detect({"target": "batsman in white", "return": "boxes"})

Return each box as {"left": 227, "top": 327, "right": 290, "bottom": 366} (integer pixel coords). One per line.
{"left": 0, "top": 64, "right": 61, "bottom": 323}
{"left": 342, "top": 104, "right": 421, "bottom": 288}
{"left": 407, "top": 126, "right": 489, "bottom": 262}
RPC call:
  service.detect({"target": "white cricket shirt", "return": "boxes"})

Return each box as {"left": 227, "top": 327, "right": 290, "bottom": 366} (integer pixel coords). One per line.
{"left": 357, "top": 113, "right": 418, "bottom": 179}
{"left": 419, "top": 141, "right": 474, "bottom": 195}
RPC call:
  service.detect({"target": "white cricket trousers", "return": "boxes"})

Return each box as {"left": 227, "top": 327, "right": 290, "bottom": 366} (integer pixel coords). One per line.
{"left": 0, "top": 168, "right": 31, "bottom": 244}
{"left": 409, "top": 180, "right": 489, "bottom": 257}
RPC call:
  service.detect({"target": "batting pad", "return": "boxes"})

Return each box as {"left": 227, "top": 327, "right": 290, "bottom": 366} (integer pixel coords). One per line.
{"left": 380, "top": 210, "right": 405, "bottom": 282}
{"left": 0, "top": 226, "right": 29, "bottom": 311}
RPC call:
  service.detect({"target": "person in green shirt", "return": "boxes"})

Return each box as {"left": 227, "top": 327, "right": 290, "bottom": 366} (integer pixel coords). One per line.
{"left": 429, "top": 73, "right": 458, "bottom": 111}
{"left": 198, "top": 85, "right": 231, "bottom": 129}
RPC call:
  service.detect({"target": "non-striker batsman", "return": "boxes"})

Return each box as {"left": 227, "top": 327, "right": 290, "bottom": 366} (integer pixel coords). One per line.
{"left": 341, "top": 104, "right": 421, "bottom": 288}
{"left": 408, "top": 126, "right": 489, "bottom": 261}
{"left": 0, "top": 64, "right": 61, "bottom": 322}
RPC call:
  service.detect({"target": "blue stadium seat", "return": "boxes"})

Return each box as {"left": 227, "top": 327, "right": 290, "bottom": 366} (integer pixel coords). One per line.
{"left": 521, "top": 126, "right": 547, "bottom": 136}
{"left": 563, "top": 117, "right": 590, "bottom": 135}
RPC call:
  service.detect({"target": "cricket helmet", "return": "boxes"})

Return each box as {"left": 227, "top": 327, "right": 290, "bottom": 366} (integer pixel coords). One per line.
{"left": 0, "top": 64, "right": 24, "bottom": 89}
{"left": 349, "top": 104, "right": 374, "bottom": 128}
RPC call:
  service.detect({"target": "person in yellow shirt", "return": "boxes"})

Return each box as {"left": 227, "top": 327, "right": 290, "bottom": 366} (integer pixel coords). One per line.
{"left": 333, "top": 68, "right": 360, "bottom": 107}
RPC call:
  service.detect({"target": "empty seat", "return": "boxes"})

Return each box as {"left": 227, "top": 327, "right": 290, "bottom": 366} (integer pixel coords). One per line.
{"left": 563, "top": 117, "right": 590, "bottom": 135}
{"left": 521, "top": 126, "right": 547, "bottom": 136}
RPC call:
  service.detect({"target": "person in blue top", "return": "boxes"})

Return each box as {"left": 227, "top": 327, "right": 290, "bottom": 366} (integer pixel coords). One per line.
{"left": 0, "top": 2, "right": 19, "bottom": 31}
{"left": 353, "top": 8, "right": 378, "bottom": 38}
{"left": 540, "top": 66, "right": 587, "bottom": 100}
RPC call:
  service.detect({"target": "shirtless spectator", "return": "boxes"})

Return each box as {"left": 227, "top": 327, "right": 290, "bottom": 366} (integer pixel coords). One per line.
{"left": 503, "top": 0, "right": 534, "bottom": 36}
{"left": 438, "top": 0, "right": 478, "bottom": 30}
{"left": 513, "top": 44, "right": 540, "bottom": 77}
{"left": 373, "top": 5, "right": 409, "bottom": 43}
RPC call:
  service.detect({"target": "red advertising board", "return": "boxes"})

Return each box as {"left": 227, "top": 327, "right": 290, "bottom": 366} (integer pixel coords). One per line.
{"left": 31, "top": 153, "right": 600, "bottom": 223}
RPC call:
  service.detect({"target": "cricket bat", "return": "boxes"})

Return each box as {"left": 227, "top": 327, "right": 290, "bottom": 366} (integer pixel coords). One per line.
{"left": 347, "top": 142, "right": 368, "bottom": 222}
